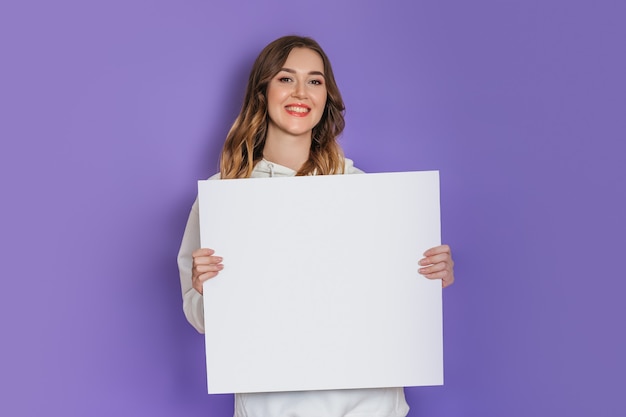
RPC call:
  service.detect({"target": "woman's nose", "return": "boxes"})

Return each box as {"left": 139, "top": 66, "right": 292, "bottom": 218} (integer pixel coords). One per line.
{"left": 291, "top": 81, "right": 306, "bottom": 98}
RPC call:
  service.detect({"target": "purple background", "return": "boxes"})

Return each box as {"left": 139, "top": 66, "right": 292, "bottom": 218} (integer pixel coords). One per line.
{"left": 1, "top": 1, "right": 624, "bottom": 416}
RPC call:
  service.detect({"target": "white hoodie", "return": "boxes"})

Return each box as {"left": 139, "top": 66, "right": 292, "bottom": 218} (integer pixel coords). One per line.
{"left": 177, "top": 159, "right": 409, "bottom": 417}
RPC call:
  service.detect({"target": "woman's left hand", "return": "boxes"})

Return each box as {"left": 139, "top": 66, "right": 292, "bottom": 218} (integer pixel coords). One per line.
{"left": 418, "top": 244, "right": 455, "bottom": 288}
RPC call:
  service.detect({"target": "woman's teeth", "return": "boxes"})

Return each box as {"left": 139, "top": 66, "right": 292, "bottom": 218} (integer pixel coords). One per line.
{"left": 285, "top": 106, "right": 309, "bottom": 113}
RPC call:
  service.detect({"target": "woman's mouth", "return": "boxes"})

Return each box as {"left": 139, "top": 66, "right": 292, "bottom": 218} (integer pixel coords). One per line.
{"left": 285, "top": 105, "right": 310, "bottom": 116}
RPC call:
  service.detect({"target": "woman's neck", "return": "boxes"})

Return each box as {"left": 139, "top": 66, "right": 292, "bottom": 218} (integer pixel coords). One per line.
{"left": 262, "top": 133, "right": 311, "bottom": 172}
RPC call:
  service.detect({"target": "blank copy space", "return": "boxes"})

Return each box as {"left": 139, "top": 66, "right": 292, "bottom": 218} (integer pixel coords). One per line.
{"left": 198, "top": 171, "right": 442, "bottom": 394}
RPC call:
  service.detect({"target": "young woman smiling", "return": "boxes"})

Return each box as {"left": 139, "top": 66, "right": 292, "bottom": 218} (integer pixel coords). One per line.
{"left": 178, "top": 35, "right": 455, "bottom": 417}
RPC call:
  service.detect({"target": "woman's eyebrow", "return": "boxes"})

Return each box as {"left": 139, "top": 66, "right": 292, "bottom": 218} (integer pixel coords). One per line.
{"left": 279, "top": 68, "right": 326, "bottom": 78}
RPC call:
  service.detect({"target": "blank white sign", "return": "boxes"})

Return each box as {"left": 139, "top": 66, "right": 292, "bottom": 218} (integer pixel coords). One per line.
{"left": 198, "top": 171, "right": 443, "bottom": 394}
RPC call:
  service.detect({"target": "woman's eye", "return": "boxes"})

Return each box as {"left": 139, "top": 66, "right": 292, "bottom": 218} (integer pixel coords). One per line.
{"left": 309, "top": 79, "right": 322, "bottom": 85}
{"left": 279, "top": 77, "right": 292, "bottom": 83}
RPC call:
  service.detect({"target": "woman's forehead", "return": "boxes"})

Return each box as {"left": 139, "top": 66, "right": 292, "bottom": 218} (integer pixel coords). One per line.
{"left": 281, "top": 48, "right": 325, "bottom": 73}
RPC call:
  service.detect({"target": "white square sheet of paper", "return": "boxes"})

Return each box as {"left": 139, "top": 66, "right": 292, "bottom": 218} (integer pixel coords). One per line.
{"left": 198, "top": 170, "right": 442, "bottom": 394}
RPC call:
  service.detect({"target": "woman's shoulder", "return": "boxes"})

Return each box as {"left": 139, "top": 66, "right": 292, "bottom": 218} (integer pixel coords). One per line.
{"left": 207, "top": 172, "right": 221, "bottom": 180}
{"left": 344, "top": 158, "right": 365, "bottom": 174}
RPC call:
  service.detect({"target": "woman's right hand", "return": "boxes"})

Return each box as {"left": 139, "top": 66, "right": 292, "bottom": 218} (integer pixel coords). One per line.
{"left": 192, "top": 248, "right": 224, "bottom": 295}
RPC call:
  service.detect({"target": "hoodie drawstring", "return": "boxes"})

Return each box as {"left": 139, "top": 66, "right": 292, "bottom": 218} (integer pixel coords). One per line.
{"left": 268, "top": 163, "right": 274, "bottom": 178}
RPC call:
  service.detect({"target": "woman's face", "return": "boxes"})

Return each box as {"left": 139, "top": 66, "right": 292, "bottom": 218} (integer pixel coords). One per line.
{"left": 265, "top": 47, "right": 328, "bottom": 142}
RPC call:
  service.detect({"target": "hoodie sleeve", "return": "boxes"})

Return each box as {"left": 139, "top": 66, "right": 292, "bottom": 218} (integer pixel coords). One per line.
{"left": 177, "top": 197, "right": 205, "bottom": 333}
{"left": 178, "top": 173, "right": 222, "bottom": 333}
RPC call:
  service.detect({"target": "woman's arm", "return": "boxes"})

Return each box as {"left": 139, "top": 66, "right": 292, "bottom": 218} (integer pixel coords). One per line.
{"left": 177, "top": 199, "right": 206, "bottom": 333}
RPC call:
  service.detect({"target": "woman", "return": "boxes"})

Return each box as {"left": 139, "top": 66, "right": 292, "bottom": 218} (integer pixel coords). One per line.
{"left": 178, "top": 35, "right": 455, "bottom": 417}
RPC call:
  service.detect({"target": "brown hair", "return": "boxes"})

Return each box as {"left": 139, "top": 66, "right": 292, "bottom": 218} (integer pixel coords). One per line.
{"left": 219, "top": 35, "right": 346, "bottom": 178}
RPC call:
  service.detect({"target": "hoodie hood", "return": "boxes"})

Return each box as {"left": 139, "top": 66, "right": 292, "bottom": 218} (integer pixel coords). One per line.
{"left": 208, "top": 158, "right": 361, "bottom": 180}
{"left": 251, "top": 158, "right": 360, "bottom": 178}
{"left": 252, "top": 159, "right": 297, "bottom": 178}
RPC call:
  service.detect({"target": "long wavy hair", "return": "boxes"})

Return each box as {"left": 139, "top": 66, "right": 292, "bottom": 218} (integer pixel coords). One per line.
{"left": 219, "top": 35, "right": 346, "bottom": 178}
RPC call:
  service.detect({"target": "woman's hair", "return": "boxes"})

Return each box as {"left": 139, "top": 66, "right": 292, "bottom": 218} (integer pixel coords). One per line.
{"left": 219, "top": 35, "right": 346, "bottom": 178}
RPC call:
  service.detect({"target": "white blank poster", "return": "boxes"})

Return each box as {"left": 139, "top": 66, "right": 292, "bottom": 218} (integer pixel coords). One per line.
{"left": 198, "top": 171, "right": 443, "bottom": 394}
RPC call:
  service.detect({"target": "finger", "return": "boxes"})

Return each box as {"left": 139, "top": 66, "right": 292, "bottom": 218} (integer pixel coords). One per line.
{"left": 418, "top": 252, "right": 451, "bottom": 267}
{"left": 192, "top": 248, "right": 215, "bottom": 258}
{"left": 422, "top": 268, "right": 453, "bottom": 287}
{"left": 197, "top": 271, "right": 220, "bottom": 282}
{"left": 194, "top": 263, "right": 224, "bottom": 274}
{"left": 422, "top": 268, "right": 455, "bottom": 288}
{"left": 194, "top": 255, "right": 224, "bottom": 265}
{"left": 423, "top": 244, "right": 450, "bottom": 257}
{"left": 418, "top": 261, "right": 448, "bottom": 275}
{"left": 422, "top": 268, "right": 449, "bottom": 279}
